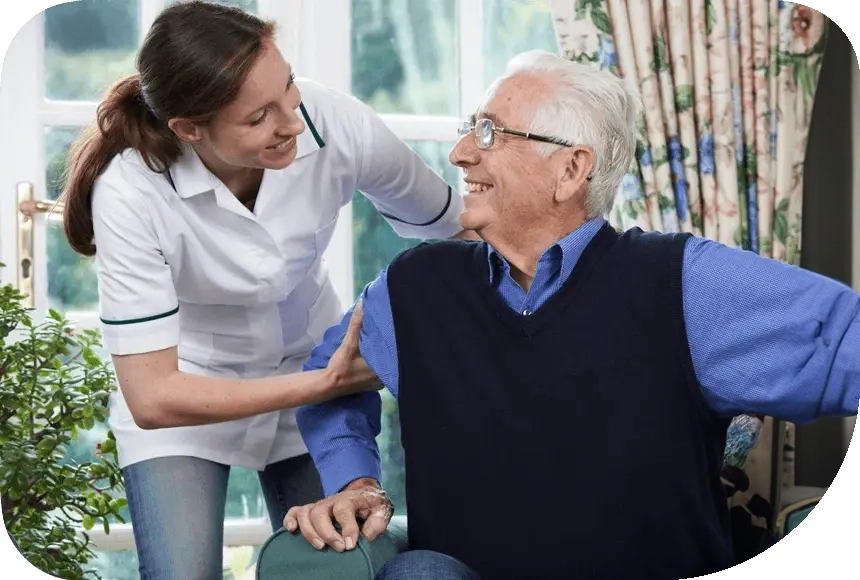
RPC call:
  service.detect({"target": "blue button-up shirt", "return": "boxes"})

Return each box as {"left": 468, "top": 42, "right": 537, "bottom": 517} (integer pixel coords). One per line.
{"left": 298, "top": 219, "right": 860, "bottom": 496}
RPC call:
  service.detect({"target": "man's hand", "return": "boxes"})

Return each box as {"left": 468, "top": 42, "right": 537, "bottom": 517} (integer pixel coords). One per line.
{"left": 283, "top": 478, "right": 394, "bottom": 552}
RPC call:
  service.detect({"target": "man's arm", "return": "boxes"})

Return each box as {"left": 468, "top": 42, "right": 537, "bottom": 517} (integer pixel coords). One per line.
{"left": 684, "top": 237, "right": 860, "bottom": 422}
{"left": 296, "top": 268, "right": 401, "bottom": 496}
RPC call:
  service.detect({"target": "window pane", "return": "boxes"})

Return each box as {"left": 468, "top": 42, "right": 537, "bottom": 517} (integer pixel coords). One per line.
{"left": 45, "top": 126, "right": 99, "bottom": 313}
{"left": 483, "top": 0, "right": 558, "bottom": 87}
{"left": 223, "top": 545, "right": 262, "bottom": 579}
{"left": 90, "top": 549, "right": 140, "bottom": 579}
{"left": 225, "top": 468, "right": 267, "bottom": 521}
{"left": 351, "top": 0, "right": 458, "bottom": 116}
{"left": 44, "top": 0, "right": 140, "bottom": 101}
{"left": 352, "top": 140, "right": 458, "bottom": 515}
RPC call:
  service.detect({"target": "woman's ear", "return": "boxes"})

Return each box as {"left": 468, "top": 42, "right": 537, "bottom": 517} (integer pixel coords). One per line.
{"left": 167, "top": 118, "right": 203, "bottom": 144}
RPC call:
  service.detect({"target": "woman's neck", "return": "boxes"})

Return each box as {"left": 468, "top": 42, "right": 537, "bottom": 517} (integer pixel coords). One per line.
{"left": 193, "top": 145, "right": 263, "bottom": 206}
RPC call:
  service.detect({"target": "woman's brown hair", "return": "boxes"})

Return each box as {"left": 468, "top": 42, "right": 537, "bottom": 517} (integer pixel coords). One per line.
{"left": 63, "top": 0, "right": 276, "bottom": 256}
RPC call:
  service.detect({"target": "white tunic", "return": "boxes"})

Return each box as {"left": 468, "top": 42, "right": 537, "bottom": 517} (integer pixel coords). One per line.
{"left": 90, "top": 79, "right": 463, "bottom": 469}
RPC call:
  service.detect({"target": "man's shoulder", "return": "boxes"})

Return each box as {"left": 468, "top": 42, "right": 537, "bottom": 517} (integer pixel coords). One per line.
{"left": 387, "top": 240, "right": 485, "bottom": 280}
{"left": 394, "top": 239, "right": 485, "bottom": 263}
{"left": 615, "top": 226, "right": 694, "bottom": 258}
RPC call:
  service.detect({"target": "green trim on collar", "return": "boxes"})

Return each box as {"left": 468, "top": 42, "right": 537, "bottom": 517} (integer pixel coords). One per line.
{"left": 100, "top": 306, "right": 179, "bottom": 326}
{"left": 299, "top": 102, "right": 325, "bottom": 149}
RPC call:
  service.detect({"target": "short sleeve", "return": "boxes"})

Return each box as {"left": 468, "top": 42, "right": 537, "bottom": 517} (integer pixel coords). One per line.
{"left": 352, "top": 99, "right": 464, "bottom": 239}
{"left": 91, "top": 175, "right": 180, "bottom": 355}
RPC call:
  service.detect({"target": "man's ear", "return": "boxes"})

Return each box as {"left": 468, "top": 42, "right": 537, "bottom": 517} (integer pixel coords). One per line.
{"left": 167, "top": 118, "right": 204, "bottom": 144}
{"left": 555, "top": 145, "right": 595, "bottom": 204}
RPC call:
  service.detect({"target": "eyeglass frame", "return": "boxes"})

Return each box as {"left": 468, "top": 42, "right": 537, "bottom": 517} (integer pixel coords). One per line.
{"left": 457, "top": 115, "right": 593, "bottom": 180}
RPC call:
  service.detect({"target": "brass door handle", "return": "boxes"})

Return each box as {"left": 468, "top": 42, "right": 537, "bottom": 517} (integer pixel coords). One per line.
{"left": 16, "top": 182, "right": 63, "bottom": 308}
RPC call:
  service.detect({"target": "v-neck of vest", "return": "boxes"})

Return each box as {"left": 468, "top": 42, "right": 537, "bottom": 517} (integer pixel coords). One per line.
{"left": 482, "top": 223, "right": 619, "bottom": 337}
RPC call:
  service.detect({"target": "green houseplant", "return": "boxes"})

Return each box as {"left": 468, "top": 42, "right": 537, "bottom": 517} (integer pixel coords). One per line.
{"left": 0, "top": 266, "right": 126, "bottom": 579}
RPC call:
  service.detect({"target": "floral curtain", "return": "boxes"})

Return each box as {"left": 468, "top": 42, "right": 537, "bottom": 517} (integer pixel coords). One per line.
{"left": 548, "top": 0, "right": 828, "bottom": 501}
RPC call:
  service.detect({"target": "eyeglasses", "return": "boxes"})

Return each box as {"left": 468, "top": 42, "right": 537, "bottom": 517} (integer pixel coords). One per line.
{"left": 458, "top": 115, "right": 575, "bottom": 150}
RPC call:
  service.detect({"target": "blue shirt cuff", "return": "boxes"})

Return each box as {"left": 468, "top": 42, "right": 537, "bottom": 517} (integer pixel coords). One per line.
{"left": 316, "top": 444, "right": 383, "bottom": 497}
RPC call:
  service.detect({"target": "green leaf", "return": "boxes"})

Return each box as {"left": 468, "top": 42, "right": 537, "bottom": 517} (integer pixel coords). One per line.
{"left": 705, "top": 0, "right": 717, "bottom": 36}
{"left": 774, "top": 210, "right": 789, "bottom": 244}
{"left": 82, "top": 515, "right": 95, "bottom": 531}
{"left": 733, "top": 227, "right": 744, "bottom": 249}
{"left": 777, "top": 198, "right": 790, "bottom": 213}
{"left": 652, "top": 37, "right": 667, "bottom": 73}
{"left": 102, "top": 518, "right": 110, "bottom": 535}
{"left": 691, "top": 212, "right": 703, "bottom": 232}
{"left": 658, "top": 194, "right": 676, "bottom": 211}
{"left": 591, "top": 9, "right": 613, "bottom": 35}
{"left": 624, "top": 203, "right": 639, "bottom": 221}
{"left": 675, "top": 85, "right": 694, "bottom": 112}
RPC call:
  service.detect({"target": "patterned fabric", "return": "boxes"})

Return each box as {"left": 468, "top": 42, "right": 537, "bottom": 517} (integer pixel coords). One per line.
{"left": 548, "top": 1, "right": 828, "bottom": 479}
{"left": 550, "top": 0, "right": 827, "bottom": 262}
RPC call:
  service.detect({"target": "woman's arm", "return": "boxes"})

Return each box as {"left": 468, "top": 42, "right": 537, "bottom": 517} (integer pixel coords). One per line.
{"left": 91, "top": 174, "right": 378, "bottom": 430}
{"left": 113, "top": 302, "right": 377, "bottom": 430}
{"left": 347, "top": 96, "right": 465, "bottom": 241}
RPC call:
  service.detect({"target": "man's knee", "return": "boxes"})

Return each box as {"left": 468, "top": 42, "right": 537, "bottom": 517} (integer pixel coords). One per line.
{"left": 375, "top": 549, "right": 481, "bottom": 580}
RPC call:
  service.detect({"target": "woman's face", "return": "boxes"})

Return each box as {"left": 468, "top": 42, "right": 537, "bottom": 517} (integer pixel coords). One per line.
{"left": 193, "top": 40, "right": 306, "bottom": 171}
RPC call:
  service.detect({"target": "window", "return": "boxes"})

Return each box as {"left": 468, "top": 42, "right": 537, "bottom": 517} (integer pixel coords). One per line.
{"left": 7, "top": 0, "right": 559, "bottom": 572}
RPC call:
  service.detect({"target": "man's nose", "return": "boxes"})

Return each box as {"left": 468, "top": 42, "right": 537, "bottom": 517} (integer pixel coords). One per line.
{"left": 449, "top": 134, "right": 479, "bottom": 168}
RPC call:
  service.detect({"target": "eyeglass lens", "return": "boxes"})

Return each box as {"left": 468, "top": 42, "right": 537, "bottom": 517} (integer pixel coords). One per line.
{"left": 458, "top": 118, "right": 496, "bottom": 149}
{"left": 475, "top": 118, "right": 494, "bottom": 149}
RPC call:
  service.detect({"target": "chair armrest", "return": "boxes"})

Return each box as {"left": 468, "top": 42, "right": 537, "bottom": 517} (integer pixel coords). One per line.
{"left": 256, "top": 516, "right": 409, "bottom": 580}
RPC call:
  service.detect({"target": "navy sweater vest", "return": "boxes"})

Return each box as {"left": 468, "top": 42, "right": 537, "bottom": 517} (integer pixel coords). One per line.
{"left": 386, "top": 224, "right": 734, "bottom": 580}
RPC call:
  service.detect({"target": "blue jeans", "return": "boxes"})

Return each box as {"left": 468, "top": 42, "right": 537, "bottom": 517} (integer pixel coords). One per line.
{"left": 123, "top": 453, "right": 322, "bottom": 580}
{"left": 375, "top": 550, "right": 482, "bottom": 580}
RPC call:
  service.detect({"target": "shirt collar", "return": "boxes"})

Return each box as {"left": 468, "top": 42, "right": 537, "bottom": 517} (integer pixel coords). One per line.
{"left": 486, "top": 217, "right": 608, "bottom": 284}
{"left": 167, "top": 95, "right": 325, "bottom": 199}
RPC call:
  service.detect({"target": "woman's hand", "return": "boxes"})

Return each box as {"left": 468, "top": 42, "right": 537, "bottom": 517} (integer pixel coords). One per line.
{"left": 324, "top": 300, "right": 382, "bottom": 397}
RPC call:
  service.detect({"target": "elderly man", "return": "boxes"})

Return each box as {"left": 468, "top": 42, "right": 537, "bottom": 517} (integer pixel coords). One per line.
{"left": 287, "top": 51, "right": 860, "bottom": 580}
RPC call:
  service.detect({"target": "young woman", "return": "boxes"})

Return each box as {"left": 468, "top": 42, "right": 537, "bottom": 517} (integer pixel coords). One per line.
{"left": 61, "top": 1, "right": 466, "bottom": 577}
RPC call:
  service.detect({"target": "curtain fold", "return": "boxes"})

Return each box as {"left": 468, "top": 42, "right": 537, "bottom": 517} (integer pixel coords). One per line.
{"left": 549, "top": 0, "right": 828, "bottom": 500}
{"left": 551, "top": 0, "right": 826, "bottom": 258}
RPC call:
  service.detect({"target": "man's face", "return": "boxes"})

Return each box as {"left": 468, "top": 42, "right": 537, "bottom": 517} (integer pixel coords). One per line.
{"left": 449, "top": 74, "right": 560, "bottom": 236}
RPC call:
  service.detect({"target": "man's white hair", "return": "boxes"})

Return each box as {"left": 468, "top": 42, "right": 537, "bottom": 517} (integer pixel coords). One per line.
{"left": 486, "top": 50, "right": 643, "bottom": 218}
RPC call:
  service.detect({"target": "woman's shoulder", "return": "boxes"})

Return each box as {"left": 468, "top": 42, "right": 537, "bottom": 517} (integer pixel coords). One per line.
{"left": 295, "top": 77, "right": 378, "bottom": 136}
{"left": 92, "top": 149, "right": 172, "bottom": 213}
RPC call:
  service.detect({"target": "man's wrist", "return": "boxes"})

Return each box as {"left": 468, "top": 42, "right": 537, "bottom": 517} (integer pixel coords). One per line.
{"left": 343, "top": 477, "right": 382, "bottom": 492}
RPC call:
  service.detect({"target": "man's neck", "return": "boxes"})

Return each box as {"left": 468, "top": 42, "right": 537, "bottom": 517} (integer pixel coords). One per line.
{"left": 482, "top": 218, "right": 588, "bottom": 293}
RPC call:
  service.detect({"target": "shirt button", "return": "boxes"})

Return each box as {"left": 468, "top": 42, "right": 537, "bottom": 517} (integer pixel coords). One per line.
{"left": 823, "top": 338, "right": 831, "bottom": 347}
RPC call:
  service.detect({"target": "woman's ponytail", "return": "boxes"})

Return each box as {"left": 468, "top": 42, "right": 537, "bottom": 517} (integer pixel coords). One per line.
{"left": 62, "top": 74, "right": 181, "bottom": 256}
